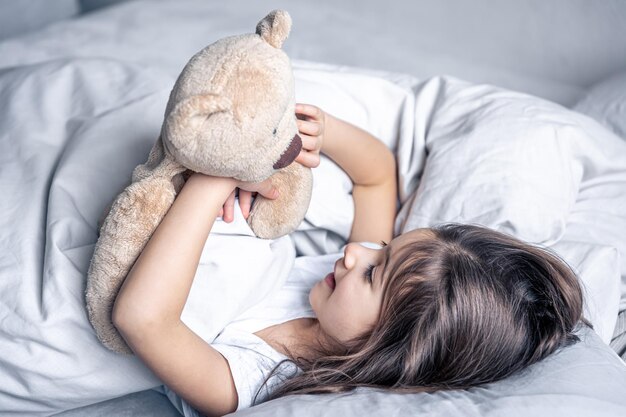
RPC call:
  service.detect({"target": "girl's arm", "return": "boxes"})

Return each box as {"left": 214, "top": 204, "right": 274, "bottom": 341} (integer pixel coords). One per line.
{"left": 296, "top": 104, "right": 397, "bottom": 244}
{"left": 112, "top": 174, "right": 277, "bottom": 416}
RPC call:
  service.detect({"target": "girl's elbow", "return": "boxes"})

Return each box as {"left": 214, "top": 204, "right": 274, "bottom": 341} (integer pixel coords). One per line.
{"left": 111, "top": 301, "right": 174, "bottom": 338}
{"left": 111, "top": 304, "right": 135, "bottom": 333}
{"left": 111, "top": 300, "right": 153, "bottom": 333}
{"left": 377, "top": 147, "right": 396, "bottom": 184}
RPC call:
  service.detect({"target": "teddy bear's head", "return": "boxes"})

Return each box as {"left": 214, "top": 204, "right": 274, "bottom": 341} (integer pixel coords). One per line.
{"left": 160, "top": 10, "right": 301, "bottom": 183}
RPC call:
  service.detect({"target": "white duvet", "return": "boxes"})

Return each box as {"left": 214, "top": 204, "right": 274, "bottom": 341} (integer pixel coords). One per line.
{"left": 1, "top": 5, "right": 626, "bottom": 417}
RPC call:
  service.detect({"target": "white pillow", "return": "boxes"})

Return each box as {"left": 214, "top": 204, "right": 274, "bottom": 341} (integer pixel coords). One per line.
{"left": 395, "top": 76, "right": 584, "bottom": 245}
{"left": 574, "top": 71, "right": 626, "bottom": 140}
{"left": 550, "top": 241, "right": 621, "bottom": 344}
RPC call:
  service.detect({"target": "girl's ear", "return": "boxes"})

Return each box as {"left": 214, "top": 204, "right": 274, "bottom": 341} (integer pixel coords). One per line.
{"left": 256, "top": 9, "right": 292, "bottom": 49}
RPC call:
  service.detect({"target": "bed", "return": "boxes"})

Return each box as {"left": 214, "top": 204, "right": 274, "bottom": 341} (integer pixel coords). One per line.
{"left": 1, "top": 1, "right": 626, "bottom": 416}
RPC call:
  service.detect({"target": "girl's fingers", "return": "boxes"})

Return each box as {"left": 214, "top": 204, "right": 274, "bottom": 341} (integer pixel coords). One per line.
{"left": 295, "top": 132, "right": 322, "bottom": 168}
{"left": 239, "top": 190, "right": 252, "bottom": 218}
{"left": 297, "top": 119, "right": 322, "bottom": 137}
{"left": 295, "top": 103, "right": 323, "bottom": 122}
{"left": 223, "top": 189, "right": 236, "bottom": 223}
{"left": 256, "top": 179, "right": 280, "bottom": 200}
{"left": 218, "top": 207, "right": 223, "bottom": 217}
{"left": 236, "top": 179, "right": 279, "bottom": 200}
{"left": 298, "top": 133, "right": 320, "bottom": 152}
{"left": 295, "top": 149, "right": 321, "bottom": 168}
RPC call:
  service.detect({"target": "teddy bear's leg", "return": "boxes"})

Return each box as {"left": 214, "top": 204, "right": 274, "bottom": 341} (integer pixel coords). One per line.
{"left": 86, "top": 175, "right": 179, "bottom": 354}
{"left": 247, "top": 162, "right": 313, "bottom": 239}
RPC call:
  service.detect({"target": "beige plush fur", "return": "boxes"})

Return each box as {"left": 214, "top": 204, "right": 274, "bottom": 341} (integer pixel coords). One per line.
{"left": 86, "top": 10, "right": 312, "bottom": 354}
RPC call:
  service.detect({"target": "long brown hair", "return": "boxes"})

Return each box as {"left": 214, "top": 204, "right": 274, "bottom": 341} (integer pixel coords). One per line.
{"left": 258, "top": 223, "right": 591, "bottom": 403}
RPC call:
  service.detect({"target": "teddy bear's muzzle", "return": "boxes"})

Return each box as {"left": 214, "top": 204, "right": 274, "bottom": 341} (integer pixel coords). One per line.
{"left": 273, "top": 133, "right": 302, "bottom": 169}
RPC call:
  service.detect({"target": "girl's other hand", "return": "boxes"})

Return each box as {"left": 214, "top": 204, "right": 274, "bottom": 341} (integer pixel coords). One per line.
{"left": 219, "top": 103, "right": 326, "bottom": 223}
{"left": 218, "top": 178, "right": 280, "bottom": 223}
{"left": 294, "top": 103, "right": 325, "bottom": 169}
{"left": 221, "top": 102, "right": 325, "bottom": 222}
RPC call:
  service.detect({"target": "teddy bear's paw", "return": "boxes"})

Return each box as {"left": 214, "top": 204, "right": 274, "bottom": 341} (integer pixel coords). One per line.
{"left": 247, "top": 163, "right": 312, "bottom": 239}
{"left": 248, "top": 197, "right": 298, "bottom": 239}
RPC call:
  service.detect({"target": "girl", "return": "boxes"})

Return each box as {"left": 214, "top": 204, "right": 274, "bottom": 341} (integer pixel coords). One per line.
{"left": 112, "top": 104, "right": 589, "bottom": 417}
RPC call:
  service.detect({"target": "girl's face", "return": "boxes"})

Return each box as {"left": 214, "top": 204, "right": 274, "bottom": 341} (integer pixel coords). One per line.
{"left": 309, "top": 229, "right": 424, "bottom": 344}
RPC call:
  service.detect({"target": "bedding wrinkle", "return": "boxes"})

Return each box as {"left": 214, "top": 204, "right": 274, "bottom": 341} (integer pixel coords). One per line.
{"left": 415, "top": 76, "right": 444, "bottom": 144}
{"left": 40, "top": 121, "right": 96, "bottom": 321}
{"left": 395, "top": 94, "right": 420, "bottom": 186}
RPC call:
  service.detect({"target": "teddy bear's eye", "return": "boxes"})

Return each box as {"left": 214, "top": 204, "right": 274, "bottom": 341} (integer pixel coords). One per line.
{"left": 272, "top": 128, "right": 277, "bottom": 135}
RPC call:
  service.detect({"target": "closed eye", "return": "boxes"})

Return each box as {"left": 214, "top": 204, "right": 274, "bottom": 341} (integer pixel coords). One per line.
{"left": 364, "top": 264, "right": 375, "bottom": 284}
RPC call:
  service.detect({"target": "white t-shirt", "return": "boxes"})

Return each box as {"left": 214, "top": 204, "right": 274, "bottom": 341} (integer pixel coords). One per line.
{"left": 158, "top": 241, "right": 382, "bottom": 415}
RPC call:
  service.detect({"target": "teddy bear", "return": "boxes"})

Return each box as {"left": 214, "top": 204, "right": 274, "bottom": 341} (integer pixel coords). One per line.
{"left": 85, "top": 9, "right": 312, "bottom": 354}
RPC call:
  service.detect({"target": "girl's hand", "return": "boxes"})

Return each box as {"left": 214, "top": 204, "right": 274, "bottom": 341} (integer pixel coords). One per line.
{"left": 294, "top": 103, "right": 326, "bottom": 169}
{"left": 218, "top": 189, "right": 255, "bottom": 222}
{"left": 217, "top": 177, "right": 280, "bottom": 223}
{"left": 221, "top": 103, "right": 325, "bottom": 222}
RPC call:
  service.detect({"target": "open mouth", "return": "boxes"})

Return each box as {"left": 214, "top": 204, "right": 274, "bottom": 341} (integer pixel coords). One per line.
{"left": 273, "top": 133, "right": 302, "bottom": 169}
{"left": 324, "top": 272, "right": 336, "bottom": 290}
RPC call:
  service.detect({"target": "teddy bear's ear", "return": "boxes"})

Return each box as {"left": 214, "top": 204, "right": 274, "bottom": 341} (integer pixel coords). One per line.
{"left": 256, "top": 9, "right": 292, "bottom": 49}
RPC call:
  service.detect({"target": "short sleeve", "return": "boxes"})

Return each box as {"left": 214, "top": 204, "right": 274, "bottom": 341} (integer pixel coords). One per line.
{"left": 159, "top": 328, "right": 298, "bottom": 415}
{"left": 211, "top": 328, "right": 299, "bottom": 411}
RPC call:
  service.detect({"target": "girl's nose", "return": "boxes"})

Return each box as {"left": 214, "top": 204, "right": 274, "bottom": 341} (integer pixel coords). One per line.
{"left": 343, "top": 242, "right": 370, "bottom": 269}
{"left": 343, "top": 242, "right": 384, "bottom": 270}
{"left": 342, "top": 243, "right": 358, "bottom": 269}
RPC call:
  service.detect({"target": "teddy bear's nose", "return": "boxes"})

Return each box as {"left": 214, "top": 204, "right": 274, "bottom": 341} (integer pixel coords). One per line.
{"left": 273, "top": 133, "right": 302, "bottom": 169}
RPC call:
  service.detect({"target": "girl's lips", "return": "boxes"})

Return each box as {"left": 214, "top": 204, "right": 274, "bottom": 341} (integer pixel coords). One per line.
{"left": 324, "top": 272, "right": 336, "bottom": 290}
